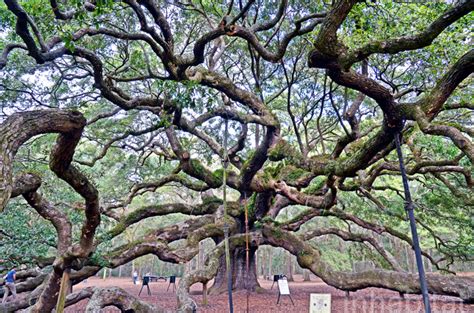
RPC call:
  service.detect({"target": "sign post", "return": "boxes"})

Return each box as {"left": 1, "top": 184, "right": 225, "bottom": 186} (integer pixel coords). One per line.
{"left": 138, "top": 276, "right": 151, "bottom": 296}
{"left": 271, "top": 274, "right": 281, "bottom": 290}
{"left": 167, "top": 275, "right": 176, "bottom": 292}
{"left": 276, "top": 277, "right": 294, "bottom": 305}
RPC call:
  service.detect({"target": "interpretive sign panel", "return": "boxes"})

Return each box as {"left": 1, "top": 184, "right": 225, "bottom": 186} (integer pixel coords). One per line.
{"left": 278, "top": 279, "right": 290, "bottom": 295}
{"left": 309, "top": 294, "right": 331, "bottom": 313}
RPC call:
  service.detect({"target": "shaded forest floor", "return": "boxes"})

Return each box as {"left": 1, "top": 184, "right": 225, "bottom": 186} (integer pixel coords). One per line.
{"left": 65, "top": 274, "right": 473, "bottom": 312}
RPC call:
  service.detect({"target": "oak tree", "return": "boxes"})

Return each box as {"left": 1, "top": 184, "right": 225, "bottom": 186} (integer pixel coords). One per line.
{"left": 0, "top": 0, "right": 472, "bottom": 311}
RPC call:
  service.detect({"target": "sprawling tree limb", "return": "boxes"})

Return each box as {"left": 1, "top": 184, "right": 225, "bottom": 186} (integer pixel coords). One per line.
{"left": 0, "top": 43, "right": 27, "bottom": 69}
{"left": 345, "top": 0, "right": 474, "bottom": 65}
{"left": 283, "top": 205, "right": 451, "bottom": 271}
{"left": 419, "top": 49, "right": 474, "bottom": 119}
{"left": 303, "top": 228, "right": 403, "bottom": 271}
{"left": 105, "top": 199, "right": 221, "bottom": 239}
{"left": 263, "top": 225, "right": 474, "bottom": 302}
{"left": 10, "top": 173, "right": 73, "bottom": 258}
{"left": 76, "top": 123, "right": 164, "bottom": 166}
{"left": 0, "top": 108, "right": 101, "bottom": 312}
{"left": 0, "top": 110, "right": 86, "bottom": 211}
{"left": 85, "top": 287, "right": 163, "bottom": 312}
{"left": 414, "top": 106, "right": 474, "bottom": 163}
{"left": 49, "top": 120, "right": 100, "bottom": 257}
{"left": 21, "top": 182, "right": 72, "bottom": 254}
{"left": 10, "top": 173, "right": 42, "bottom": 198}
{"left": 61, "top": 286, "right": 164, "bottom": 312}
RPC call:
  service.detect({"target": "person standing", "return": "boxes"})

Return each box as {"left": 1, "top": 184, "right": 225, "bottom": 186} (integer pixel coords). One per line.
{"left": 132, "top": 270, "right": 138, "bottom": 285}
{"left": 2, "top": 267, "right": 16, "bottom": 304}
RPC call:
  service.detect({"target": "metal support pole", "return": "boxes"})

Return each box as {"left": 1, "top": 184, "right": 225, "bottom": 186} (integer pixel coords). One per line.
{"left": 394, "top": 132, "right": 431, "bottom": 313}
{"left": 244, "top": 193, "right": 250, "bottom": 313}
{"left": 223, "top": 224, "right": 234, "bottom": 313}
{"left": 223, "top": 119, "right": 234, "bottom": 313}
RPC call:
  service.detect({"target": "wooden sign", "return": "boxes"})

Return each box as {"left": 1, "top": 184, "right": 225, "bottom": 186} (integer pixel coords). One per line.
{"left": 309, "top": 294, "right": 331, "bottom": 313}
{"left": 276, "top": 278, "right": 294, "bottom": 305}
{"left": 278, "top": 279, "right": 290, "bottom": 295}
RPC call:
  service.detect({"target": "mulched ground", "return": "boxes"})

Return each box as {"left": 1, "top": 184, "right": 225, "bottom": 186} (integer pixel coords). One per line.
{"left": 65, "top": 275, "right": 474, "bottom": 313}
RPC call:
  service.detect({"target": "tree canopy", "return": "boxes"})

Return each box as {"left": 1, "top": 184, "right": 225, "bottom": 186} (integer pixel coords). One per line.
{"left": 0, "top": 0, "right": 473, "bottom": 311}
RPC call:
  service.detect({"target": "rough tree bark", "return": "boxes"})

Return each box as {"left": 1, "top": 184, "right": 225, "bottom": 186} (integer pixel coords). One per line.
{"left": 210, "top": 246, "right": 260, "bottom": 294}
{"left": 85, "top": 287, "right": 162, "bottom": 313}
{"left": 0, "top": 110, "right": 86, "bottom": 211}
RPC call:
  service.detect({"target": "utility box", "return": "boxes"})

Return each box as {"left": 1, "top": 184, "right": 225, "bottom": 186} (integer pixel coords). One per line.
{"left": 309, "top": 294, "right": 331, "bottom": 313}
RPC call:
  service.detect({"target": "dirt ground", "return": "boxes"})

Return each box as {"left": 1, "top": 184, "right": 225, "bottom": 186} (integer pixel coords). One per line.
{"left": 65, "top": 275, "right": 474, "bottom": 313}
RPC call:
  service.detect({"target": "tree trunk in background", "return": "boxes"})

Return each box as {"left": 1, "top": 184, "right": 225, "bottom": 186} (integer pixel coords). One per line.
{"left": 403, "top": 245, "right": 410, "bottom": 271}
{"left": 348, "top": 246, "right": 355, "bottom": 272}
{"left": 406, "top": 245, "right": 416, "bottom": 273}
{"left": 393, "top": 237, "right": 404, "bottom": 270}
{"left": 259, "top": 248, "right": 266, "bottom": 279}
{"left": 254, "top": 250, "right": 258, "bottom": 280}
{"left": 132, "top": 260, "right": 135, "bottom": 281}
{"left": 102, "top": 268, "right": 107, "bottom": 280}
{"left": 286, "top": 252, "right": 294, "bottom": 281}
{"left": 303, "top": 269, "right": 311, "bottom": 281}
{"left": 202, "top": 282, "right": 208, "bottom": 305}
{"left": 210, "top": 246, "right": 259, "bottom": 295}
{"left": 268, "top": 248, "right": 273, "bottom": 280}
{"left": 425, "top": 249, "right": 433, "bottom": 273}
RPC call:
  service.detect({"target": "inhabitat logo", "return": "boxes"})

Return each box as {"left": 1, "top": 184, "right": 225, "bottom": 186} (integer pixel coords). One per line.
{"left": 341, "top": 290, "right": 468, "bottom": 313}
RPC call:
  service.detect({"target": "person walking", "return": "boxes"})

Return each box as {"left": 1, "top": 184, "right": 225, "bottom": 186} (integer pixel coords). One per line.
{"left": 2, "top": 267, "right": 16, "bottom": 303}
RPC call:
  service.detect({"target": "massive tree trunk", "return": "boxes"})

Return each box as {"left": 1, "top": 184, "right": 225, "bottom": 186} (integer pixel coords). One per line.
{"left": 210, "top": 246, "right": 259, "bottom": 294}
